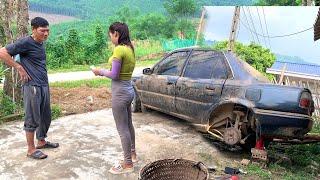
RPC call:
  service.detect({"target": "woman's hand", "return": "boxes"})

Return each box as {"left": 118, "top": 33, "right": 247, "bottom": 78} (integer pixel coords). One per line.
{"left": 91, "top": 68, "right": 101, "bottom": 76}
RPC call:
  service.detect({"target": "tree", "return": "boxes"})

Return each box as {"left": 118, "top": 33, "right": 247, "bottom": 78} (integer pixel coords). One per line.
{"left": 66, "top": 29, "right": 82, "bottom": 64}
{"left": 46, "top": 36, "right": 66, "bottom": 68}
{"left": 94, "top": 25, "right": 106, "bottom": 53}
{"left": 0, "top": 21, "right": 5, "bottom": 47}
{"left": 164, "top": 0, "right": 197, "bottom": 18}
{"left": 107, "top": 6, "right": 139, "bottom": 25}
{"left": 1, "top": 0, "right": 17, "bottom": 102}
{"left": 1, "top": 0, "right": 29, "bottom": 105}
{"left": 256, "top": 0, "right": 301, "bottom": 5}
{"left": 132, "top": 13, "right": 175, "bottom": 40}
{"left": 163, "top": 0, "right": 198, "bottom": 39}
{"left": 213, "top": 41, "right": 276, "bottom": 79}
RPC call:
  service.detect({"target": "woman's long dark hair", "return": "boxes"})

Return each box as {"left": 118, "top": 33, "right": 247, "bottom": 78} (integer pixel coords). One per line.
{"left": 109, "top": 22, "right": 134, "bottom": 54}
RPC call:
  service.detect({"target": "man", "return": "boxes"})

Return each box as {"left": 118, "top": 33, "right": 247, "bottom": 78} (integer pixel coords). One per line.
{"left": 0, "top": 17, "right": 59, "bottom": 159}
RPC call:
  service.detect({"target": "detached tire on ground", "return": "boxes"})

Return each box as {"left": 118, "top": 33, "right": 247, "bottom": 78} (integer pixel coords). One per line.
{"left": 132, "top": 90, "right": 141, "bottom": 112}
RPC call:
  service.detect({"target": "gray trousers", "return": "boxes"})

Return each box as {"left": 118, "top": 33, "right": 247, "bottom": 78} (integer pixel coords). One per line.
{"left": 111, "top": 80, "right": 135, "bottom": 164}
{"left": 23, "top": 85, "right": 51, "bottom": 141}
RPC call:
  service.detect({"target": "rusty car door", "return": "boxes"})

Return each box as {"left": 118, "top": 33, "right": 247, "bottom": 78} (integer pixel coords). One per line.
{"left": 140, "top": 51, "right": 190, "bottom": 113}
{"left": 175, "top": 50, "right": 229, "bottom": 123}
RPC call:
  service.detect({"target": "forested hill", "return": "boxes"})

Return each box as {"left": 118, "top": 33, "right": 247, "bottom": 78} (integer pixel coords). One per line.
{"left": 29, "top": 0, "right": 256, "bottom": 19}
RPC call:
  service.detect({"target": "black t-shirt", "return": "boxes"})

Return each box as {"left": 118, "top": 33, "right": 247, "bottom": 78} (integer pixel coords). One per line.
{"left": 6, "top": 36, "right": 48, "bottom": 86}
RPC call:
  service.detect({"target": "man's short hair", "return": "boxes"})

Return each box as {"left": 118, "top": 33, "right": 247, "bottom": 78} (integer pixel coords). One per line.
{"left": 31, "top": 17, "right": 49, "bottom": 29}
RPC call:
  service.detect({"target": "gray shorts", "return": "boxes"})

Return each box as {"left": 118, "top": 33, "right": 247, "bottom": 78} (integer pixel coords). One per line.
{"left": 23, "top": 85, "right": 51, "bottom": 139}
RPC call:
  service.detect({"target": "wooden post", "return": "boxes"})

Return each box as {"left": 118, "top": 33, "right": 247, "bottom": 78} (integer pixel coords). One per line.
{"left": 278, "top": 63, "right": 287, "bottom": 85}
{"left": 195, "top": 7, "right": 206, "bottom": 46}
{"left": 228, "top": 6, "right": 240, "bottom": 52}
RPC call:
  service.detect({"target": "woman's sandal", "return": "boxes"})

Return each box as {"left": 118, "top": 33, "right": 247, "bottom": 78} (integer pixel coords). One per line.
{"left": 109, "top": 161, "right": 134, "bottom": 174}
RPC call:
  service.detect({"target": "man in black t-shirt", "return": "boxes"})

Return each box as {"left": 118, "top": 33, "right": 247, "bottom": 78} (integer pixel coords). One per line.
{"left": 0, "top": 17, "right": 59, "bottom": 159}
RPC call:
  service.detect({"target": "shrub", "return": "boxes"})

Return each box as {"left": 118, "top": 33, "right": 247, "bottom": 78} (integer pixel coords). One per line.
{"left": 51, "top": 104, "right": 62, "bottom": 120}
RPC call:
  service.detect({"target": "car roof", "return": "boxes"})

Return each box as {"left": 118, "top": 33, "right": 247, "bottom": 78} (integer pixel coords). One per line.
{"left": 169, "top": 48, "right": 270, "bottom": 83}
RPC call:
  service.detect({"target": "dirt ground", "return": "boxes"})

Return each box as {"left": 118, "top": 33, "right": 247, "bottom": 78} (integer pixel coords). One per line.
{"left": 50, "top": 87, "right": 111, "bottom": 115}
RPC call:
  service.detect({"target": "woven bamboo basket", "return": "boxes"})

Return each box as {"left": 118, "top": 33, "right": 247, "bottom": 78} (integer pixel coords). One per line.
{"left": 139, "top": 159, "right": 209, "bottom": 180}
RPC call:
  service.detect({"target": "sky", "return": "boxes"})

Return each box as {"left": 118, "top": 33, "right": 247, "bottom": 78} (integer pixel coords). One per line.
{"left": 203, "top": 6, "right": 320, "bottom": 64}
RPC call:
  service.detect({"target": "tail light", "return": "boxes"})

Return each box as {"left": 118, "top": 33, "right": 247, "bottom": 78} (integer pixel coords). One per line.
{"left": 299, "top": 91, "right": 312, "bottom": 109}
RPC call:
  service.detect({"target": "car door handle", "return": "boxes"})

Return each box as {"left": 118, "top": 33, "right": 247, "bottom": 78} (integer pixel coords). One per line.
{"left": 204, "top": 87, "right": 216, "bottom": 96}
{"left": 205, "top": 87, "right": 215, "bottom": 91}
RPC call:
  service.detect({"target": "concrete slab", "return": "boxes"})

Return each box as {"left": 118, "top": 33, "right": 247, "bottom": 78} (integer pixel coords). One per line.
{"left": 0, "top": 109, "right": 244, "bottom": 179}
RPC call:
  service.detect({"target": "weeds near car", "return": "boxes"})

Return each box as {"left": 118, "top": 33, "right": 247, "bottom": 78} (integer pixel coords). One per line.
{"left": 245, "top": 117, "right": 320, "bottom": 179}
{"left": 51, "top": 104, "right": 62, "bottom": 120}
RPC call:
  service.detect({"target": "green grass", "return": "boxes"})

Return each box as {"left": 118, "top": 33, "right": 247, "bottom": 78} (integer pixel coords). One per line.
{"left": 48, "top": 64, "right": 93, "bottom": 74}
{"left": 311, "top": 116, "right": 320, "bottom": 134}
{"left": 246, "top": 164, "right": 272, "bottom": 179}
{"left": 245, "top": 117, "right": 320, "bottom": 179}
{"left": 246, "top": 141, "right": 320, "bottom": 179}
{"left": 50, "top": 78, "right": 111, "bottom": 88}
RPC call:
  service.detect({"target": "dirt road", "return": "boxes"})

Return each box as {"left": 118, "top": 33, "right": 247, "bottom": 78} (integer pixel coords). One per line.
{"left": 0, "top": 109, "right": 247, "bottom": 180}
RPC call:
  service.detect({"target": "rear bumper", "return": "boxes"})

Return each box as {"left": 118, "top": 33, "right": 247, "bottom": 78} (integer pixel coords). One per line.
{"left": 253, "top": 109, "right": 313, "bottom": 138}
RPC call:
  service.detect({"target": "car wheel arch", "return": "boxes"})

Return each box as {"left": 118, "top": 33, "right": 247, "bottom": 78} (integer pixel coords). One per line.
{"left": 207, "top": 100, "right": 255, "bottom": 126}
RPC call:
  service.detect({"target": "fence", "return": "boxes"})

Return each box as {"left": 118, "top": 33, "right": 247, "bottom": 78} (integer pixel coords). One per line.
{"left": 161, "top": 39, "right": 195, "bottom": 52}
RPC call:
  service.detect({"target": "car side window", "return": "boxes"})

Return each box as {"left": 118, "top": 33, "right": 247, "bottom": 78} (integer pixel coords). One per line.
{"left": 153, "top": 51, "right": 189, "bottom": 76}
{"left": 183, "top": 51, "right": 228, "bottom": 79}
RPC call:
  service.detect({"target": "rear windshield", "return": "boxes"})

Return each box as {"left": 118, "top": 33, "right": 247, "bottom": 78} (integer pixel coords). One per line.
{"left": 238, "top": 57, "right": 270, "bottom": 83}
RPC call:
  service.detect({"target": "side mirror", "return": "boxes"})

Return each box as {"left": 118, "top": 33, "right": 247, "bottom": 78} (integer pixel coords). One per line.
{"left": 143, "top": 68, "right": 152, "bottom": 75}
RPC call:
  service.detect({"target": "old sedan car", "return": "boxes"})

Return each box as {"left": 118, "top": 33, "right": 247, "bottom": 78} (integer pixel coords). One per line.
{"left": 132, "top": 48, "right": 314, "bottom": 148}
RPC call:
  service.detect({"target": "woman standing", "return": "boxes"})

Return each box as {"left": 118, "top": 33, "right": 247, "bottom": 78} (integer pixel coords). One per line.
{"left": 92, "top": 22, "right": 137, "bottom": 174}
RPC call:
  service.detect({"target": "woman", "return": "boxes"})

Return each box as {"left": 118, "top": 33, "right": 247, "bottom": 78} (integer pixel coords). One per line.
{"left": 92, "top": 22, "right": 137, "bottom": 174}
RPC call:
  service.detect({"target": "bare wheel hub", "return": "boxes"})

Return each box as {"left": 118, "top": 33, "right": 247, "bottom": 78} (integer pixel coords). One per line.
{"left": 223, "top": 127, "right": 241, "bottom": 145}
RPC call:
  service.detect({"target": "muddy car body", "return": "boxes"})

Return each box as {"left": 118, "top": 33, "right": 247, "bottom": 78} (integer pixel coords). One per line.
{"left": 132, "top": 48, "right": 314, "bottom": 146}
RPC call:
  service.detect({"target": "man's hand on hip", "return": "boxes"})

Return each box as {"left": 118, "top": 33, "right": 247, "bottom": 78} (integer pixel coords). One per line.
{"left": 15, "top": 64, "right": 31, "bottom": 82}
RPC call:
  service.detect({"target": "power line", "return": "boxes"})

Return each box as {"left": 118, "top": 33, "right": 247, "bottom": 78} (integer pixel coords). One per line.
{"left": 256, "top": 7, "right": 268, "bottom": 49}
{"left": 239, "top": 18, "right": 313, "bottom": 38}
{"left": 262, "top": 7, "right": 272, "bottom": 49}
{"left": 241, "top": 7, "right": 256, "bottom": 44}
{"left": 246, "top": 7, "right": 261, "bottom": 44}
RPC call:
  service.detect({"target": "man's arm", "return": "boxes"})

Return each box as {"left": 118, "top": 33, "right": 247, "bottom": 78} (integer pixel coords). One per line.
{"left": 0, "top": 47, "right": 31, "bottom": 82}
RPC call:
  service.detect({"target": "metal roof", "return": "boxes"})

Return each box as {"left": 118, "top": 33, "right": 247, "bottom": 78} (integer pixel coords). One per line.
{"left": 267, "top": 61, "right": 320, "bottom": 80}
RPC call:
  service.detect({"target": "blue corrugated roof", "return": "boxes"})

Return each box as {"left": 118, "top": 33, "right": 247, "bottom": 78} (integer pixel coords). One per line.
{"left": 268, "top": 61, "right": 320, "bottom": 77}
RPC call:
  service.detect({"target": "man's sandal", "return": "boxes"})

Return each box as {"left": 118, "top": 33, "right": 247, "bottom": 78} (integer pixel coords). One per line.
{"left": 36, "top": 141, "right": 59, "bottom": 149}
{"left": 27, "top": 150, "right": 47, "bottom": 159}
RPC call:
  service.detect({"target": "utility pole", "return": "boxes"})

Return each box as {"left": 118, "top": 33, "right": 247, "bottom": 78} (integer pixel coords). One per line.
{"left": 195, "top": 7, "right": 206, "bottom": 46}
{"left": 302, "top": 0, "right": 313, "bottom": 5}
{"left": 228, "top": 6, "right": 240, "bottom": 52}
